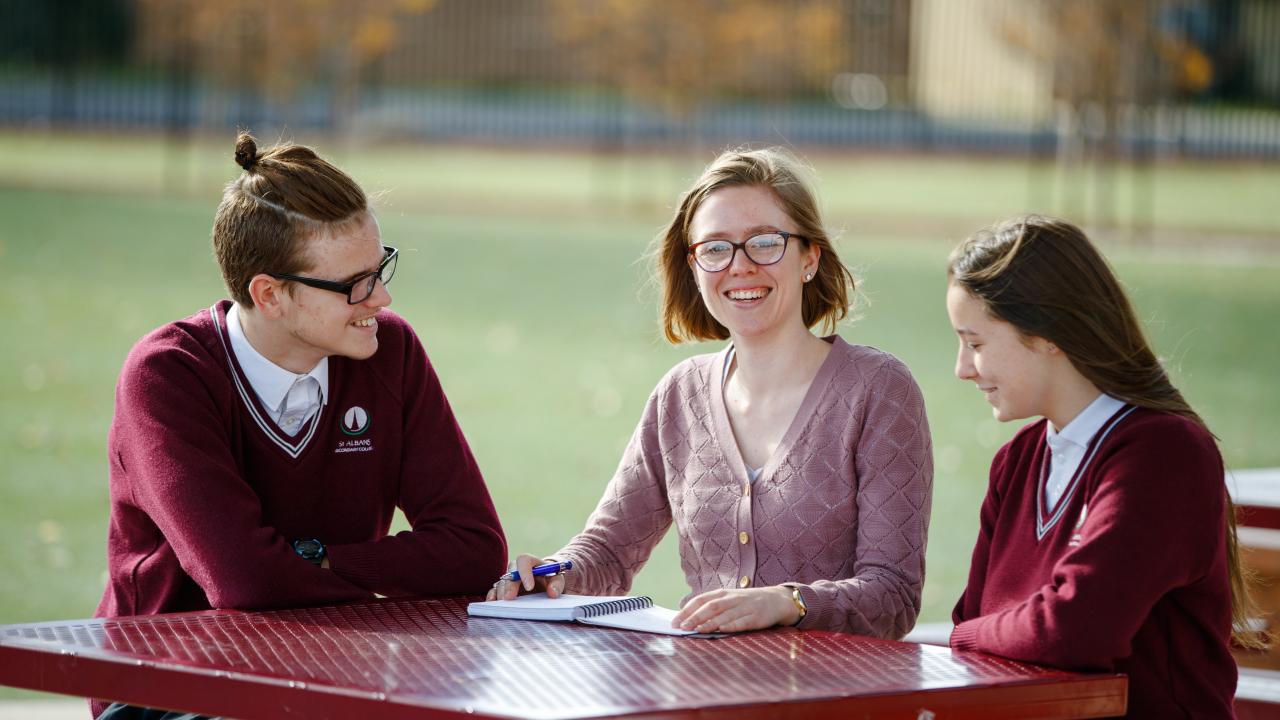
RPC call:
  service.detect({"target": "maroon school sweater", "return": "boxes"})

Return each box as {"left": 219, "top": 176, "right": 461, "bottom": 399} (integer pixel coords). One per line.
{"left": 97, "top": 301, "right": 506, "bottom": 619}
{"left": 951, "top": 406, "right": 1236, "bottom": 718}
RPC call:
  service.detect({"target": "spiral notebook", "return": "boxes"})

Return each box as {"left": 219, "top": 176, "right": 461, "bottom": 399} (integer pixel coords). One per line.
{"left": 466, "top": 593, "right": 702, "bottom": 636}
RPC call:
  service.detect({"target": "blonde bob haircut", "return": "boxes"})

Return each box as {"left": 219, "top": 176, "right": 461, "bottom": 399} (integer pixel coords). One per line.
{"left": 657, "top": 147, "right": 857, "bottom": 344}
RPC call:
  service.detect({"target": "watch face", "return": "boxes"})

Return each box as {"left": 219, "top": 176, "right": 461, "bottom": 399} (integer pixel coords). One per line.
{"left": 293, "top": 539, "right": 325, "bottom": 562}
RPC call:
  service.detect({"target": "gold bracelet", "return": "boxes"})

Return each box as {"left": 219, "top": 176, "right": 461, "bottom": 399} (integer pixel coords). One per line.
{"left": 789, "top": 586, "right": 807, "bottom": 625}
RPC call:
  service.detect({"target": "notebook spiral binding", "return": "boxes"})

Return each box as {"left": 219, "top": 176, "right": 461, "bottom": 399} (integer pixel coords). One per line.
{"left": 578, "top": 596, "right": 653, "bottom": 618}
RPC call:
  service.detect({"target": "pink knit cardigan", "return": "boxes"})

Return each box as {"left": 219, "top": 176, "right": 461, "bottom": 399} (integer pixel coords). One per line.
{"left": 556, "top": 336, "right": 933, "bottom": 638}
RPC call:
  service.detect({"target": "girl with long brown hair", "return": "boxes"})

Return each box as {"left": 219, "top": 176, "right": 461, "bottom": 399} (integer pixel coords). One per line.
{"left": 945, "top": 215, "right": 1260, "bottom": 717}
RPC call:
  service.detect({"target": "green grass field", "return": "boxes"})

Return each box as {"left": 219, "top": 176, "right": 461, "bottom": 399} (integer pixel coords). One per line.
{"left": 1, "top": 132, "right": 1278, "bottom": 699}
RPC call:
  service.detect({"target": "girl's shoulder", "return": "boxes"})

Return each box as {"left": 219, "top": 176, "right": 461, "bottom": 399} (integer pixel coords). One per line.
{"left": 1113, "top": 405, "right": 1212, "bottom": 439}
{"left": 829, "top": 335, "right": 903, "bottom": 366}
{"left": 1100, "top": 406, "right": 1221, "bottom": 469}
{"left": 826, "top": 336, "right": 923, "bottom": 394}
{"left": 649, "top": 349, "right": 722, "bottom": 399}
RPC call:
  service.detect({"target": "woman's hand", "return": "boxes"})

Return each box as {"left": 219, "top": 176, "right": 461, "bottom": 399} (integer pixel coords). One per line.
{"left": 483, "top": 553, "right": 568, "bottom": 601}
{"left": 672, "top": 586, "right": 800, "bottom": 633}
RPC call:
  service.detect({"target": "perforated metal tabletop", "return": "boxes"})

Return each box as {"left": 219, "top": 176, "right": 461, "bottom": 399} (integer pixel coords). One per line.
{"left": 0, "top": 596, "right": 1125, "bottom": 719}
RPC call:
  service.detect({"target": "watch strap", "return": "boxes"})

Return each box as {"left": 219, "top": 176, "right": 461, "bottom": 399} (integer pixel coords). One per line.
{"left": 785, "top": 584, "right": 807, "bottom": 625}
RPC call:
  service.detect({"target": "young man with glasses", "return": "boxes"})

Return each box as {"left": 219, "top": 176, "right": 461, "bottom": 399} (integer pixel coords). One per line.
{"left": 93, "top": 133, "right": 505, "bottom": 719}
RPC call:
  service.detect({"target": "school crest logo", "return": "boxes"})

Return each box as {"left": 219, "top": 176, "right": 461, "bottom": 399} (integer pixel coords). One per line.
{"left": 341, "top": 406, "right": 370, "bottom": 436}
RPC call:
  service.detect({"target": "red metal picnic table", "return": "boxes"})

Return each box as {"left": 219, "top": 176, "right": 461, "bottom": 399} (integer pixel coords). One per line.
{"left": 0, "top": 596, "right": 1126, "bottom": 719}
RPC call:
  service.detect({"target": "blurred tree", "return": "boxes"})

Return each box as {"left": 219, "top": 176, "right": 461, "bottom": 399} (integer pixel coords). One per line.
{"left": 132, "top": 0, "right": 440, "bottom": 130}
{"left": 994, "top": 0, "right": 1250, "bottom": 237}
{"left": 0, "top": 0, "right": 133, "bottom": 66}
{"left": 548, "top": 0, "right": 846, "bottom": 118}
{"left": 995, "top": 1, "right": 1175, "bottom": 234}
{"left": 0, "top": 0, "right": 133, "bottom": 123}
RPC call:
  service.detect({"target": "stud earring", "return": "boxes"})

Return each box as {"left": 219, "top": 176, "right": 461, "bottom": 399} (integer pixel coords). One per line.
{"left": 804, "top": 273, "right": 813, "bottom": 282}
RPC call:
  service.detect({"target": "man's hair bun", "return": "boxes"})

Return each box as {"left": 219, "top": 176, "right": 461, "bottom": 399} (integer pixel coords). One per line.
{"left": 234, "top": 132, "right": 259, "bottom": 172}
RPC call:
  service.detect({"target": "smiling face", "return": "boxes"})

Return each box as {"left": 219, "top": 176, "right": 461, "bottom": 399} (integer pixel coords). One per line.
{"left": 278, "top": 212, "right": 391, "bottom": 369}
{"left": 687, "top": 185, "right": 818, "bottom": 343}
{"left": 946, "top": 282, "right": 1057, "bottom": 423}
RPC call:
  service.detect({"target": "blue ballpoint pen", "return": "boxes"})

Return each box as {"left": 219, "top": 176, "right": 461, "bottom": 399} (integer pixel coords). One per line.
{"left": 505, "top": 560, "right": 573, "bottom": 583}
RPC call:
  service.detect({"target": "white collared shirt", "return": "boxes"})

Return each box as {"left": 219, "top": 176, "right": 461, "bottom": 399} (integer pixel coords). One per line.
{"left": 226, "top": 303, "right": 329, "bottom": 435}
{"left": 1044, "top": 393, "right": 1126, "bottom": 511}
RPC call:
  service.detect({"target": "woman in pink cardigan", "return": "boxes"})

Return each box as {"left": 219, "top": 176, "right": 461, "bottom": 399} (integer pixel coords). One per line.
{"left": 489, "top": 148, "right": 933, "bottom": 637}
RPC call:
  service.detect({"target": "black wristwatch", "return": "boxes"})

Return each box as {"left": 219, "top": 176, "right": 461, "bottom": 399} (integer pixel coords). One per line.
{"left": 292, "top": 538, "right": 326, "bottom": 566}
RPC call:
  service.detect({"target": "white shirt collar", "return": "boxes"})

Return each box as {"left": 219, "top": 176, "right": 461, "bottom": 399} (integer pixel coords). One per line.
{"left": 1046, "top": 393, "right": 1125, "bottom": 452}
{"left": 226, "top": 303, "right": 329, "bottom": 413}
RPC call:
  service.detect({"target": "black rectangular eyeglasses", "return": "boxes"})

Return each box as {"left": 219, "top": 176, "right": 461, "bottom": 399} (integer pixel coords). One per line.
{"left": 270, "top": 246, "right": 398, "bottom": 304}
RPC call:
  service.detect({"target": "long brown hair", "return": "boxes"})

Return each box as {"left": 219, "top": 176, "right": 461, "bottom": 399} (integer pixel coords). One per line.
{"left": 656, "top": 147, "right": 857, "bottom": 344}
{"left": 212, "top": 132, "right": 369, "bottom": 306}
{"left": 948, "top": 214, "right": 1264, "bottom": 650}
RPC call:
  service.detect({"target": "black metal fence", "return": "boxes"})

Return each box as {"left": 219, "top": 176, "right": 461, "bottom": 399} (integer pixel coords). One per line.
{"left": 1, "top": 0, "right": 1278, "bottom": 158}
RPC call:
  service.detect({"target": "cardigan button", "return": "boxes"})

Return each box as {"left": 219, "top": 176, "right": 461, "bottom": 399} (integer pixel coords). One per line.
{"left": 739, "top": 531, "right": 749, "bottom": 545}
{"left": 739, "top": 575, "right": 750, "bottom": 588}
